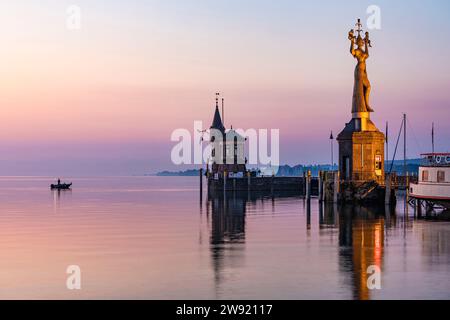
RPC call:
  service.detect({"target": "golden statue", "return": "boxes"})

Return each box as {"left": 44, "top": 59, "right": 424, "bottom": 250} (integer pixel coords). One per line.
{"left": 349, "top": 19, "right": 374, "bottom": 114}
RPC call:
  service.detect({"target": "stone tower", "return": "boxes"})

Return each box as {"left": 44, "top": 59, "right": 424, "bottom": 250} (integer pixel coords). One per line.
{"left": 209, "top": 94, "right": 246, "bottom": 176}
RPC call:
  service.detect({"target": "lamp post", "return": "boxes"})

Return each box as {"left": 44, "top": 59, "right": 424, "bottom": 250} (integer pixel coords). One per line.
{"left": 330, "top": 131, "right": 334, "bottom": 171}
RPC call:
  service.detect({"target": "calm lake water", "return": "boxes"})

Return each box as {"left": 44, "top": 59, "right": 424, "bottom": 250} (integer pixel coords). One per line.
{"left": 0, "top": 176, "right": 448, "bottom": 300}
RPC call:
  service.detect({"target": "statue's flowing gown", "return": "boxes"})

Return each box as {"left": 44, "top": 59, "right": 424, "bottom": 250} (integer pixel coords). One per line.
{"left": 352, "top": 50, "right": 373, "bottom": 113}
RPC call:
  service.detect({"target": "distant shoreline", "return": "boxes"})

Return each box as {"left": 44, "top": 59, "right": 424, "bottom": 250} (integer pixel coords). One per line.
{"left": 154, "top": 169, "right": 200, "bottom": 177}
{"left": 154, "top": 159, "right": 421, "bottom": 177}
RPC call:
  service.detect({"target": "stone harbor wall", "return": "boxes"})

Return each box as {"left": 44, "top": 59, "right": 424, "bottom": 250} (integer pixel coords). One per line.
{"left": 208, "top": 176, "right": 319, "bottom": 194}
{"left": 206, "top": 173, "right": 396, "bottom": 205}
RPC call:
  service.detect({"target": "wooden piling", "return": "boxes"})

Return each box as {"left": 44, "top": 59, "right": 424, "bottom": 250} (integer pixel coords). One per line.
{"left": 324, "top": 172, "right": 330, "bottom": 203}
{"left": 207, "top": 170, "right": 211, "bottom": 199}
{"left": 302, "top": 172, "right": 306, "bottom": 196}
{"left": 223, "top": 171, "right": 227, "bottom": 194}
{"left": 271, "top": 175, "right": 274, "bottom": 197}
{"left": 306, "top": 197, "right": 311, "bottom": 230}
{"left": 417, "top": 199, "right": 422, "bottom": 218}
{"left": 426, "top": 201, "right": 433, "bottom": 216}
{"left": 406, "top": 172, "right": 410, "bottom": 202}
{"left": 319, "top": 201, "right": 324, "bottom": 226}
{"left": 306, "top": 170, "right": 311, "bottom": 200}
{"left": 333, "top": 171, "right": 339, "bottom": 204}
{"left": 199, "top": 168, "right": 203, "bottom": 200}
{"left": 318, "top": 171, "right": 323, "bottom": 202}
{"left": 404, "top": 172, "right": 410, "bottom": 217}
{"left": 385, "top": 173, "right": 391, "bottom": 205}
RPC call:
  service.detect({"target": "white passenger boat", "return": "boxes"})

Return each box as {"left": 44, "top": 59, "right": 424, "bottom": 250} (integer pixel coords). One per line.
{"left": 410, "top": 153, "right": 450, "bottom": 209}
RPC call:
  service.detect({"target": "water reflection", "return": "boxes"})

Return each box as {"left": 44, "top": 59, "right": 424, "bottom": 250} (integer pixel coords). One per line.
{"left": 207, "top": 191, "right": 303, "bottom": 296}
{"left": 52, "top": 188, "right": 72, "bottom": 213}
{"left": 337, "top": 205, "right": 390, "bottom": 300}
{"left": 419, "top": 220, "right": 450, "bottom": 265}
{"left": 206, "top": 190, "right": 400, "bottom": 300}
{"left": 320, "top": 203, "right": 339, "bottom": 228}
{"left": 208, "top": 193, "right": 247, "bottom": 296}
{"left": 0, "top": 177, "right": 448, "bottom": 299}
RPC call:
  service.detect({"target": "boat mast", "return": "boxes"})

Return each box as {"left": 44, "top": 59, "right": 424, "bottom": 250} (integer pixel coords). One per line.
{"left": 386, "top": 121, "right": 389, "bottom": 170}
{"left": 403, "top": 114, "right": 407, "bottom": 177}
{"left": 432, "top": 122, "right": 435, "bottom": 154}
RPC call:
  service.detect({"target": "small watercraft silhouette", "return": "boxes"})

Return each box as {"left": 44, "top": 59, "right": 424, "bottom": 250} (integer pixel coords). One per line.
{"left": 51, "top": 179, "right": 72, "bottom": 190}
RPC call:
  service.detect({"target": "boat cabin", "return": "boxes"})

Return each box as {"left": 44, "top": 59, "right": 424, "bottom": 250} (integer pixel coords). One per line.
{"left": 418, "top": 153, "right": 450, "bottom": 184}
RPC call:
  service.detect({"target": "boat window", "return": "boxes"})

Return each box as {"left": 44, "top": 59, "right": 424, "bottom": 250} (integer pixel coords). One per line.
{"left": 422, "top": 170, "right": 429, "bottom": 182}
{"left": 437, "top": 171, "right": 445, "bottom": 183}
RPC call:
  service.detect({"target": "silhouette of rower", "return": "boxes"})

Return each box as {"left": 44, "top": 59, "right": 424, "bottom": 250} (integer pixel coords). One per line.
{"left": 57, "top": 178, "right": 61, "bottom": 185}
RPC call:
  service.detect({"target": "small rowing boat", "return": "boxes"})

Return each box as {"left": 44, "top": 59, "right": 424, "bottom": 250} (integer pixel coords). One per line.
{"left": 51, "top": 182, "right": 72, "bottom": 190}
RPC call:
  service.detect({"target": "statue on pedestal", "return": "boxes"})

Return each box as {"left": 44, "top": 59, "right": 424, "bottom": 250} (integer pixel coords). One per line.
{"left": 349, "top": 19, "right": 374, "bottom": 115}
{"left": 337, "top": 19, "right": 387, "bottom": 190}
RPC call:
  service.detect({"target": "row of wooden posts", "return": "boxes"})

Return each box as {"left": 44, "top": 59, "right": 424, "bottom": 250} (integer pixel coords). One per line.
{"left": 200, "top": 168, "right": 398, "bottom": 205}
{"left": 200, "top": 168, "right": 342, "bottom": 203}
{"left": 316, "top": 171, "right": 339, "bottom": 204}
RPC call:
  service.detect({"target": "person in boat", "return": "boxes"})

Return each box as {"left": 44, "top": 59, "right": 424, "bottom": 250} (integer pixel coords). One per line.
{"left": 51, "top": 179, "right": 71, "bottom": 189}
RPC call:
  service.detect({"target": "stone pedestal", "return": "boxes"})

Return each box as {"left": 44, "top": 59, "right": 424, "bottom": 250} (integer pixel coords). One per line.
{"left": 337, "top": 117, "right": 385, "bottom": 185}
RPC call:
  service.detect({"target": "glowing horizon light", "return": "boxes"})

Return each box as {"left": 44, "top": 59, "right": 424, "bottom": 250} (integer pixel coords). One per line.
{"left": 0, "top": 0, "right": 449, "bottom": 175}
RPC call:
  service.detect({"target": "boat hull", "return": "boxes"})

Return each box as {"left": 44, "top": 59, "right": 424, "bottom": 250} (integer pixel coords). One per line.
{"left": 410, "top": 183, "right": 450, "bottom": 209}
{"left": 51, "top": 183, "right": 72, "bottom": 190}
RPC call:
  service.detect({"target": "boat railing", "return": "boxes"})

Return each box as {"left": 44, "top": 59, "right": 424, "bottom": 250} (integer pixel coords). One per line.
{"left": 420, "top": 153, "right": 450, "bottom": 167}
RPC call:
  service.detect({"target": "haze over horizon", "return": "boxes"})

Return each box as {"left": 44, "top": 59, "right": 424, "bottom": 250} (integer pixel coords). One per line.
{"left": 1, "top": 0, "right": 449, "bottom": 176}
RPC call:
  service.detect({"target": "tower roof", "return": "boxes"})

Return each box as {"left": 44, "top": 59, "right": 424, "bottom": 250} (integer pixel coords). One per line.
{"left": 210, "top": 106, "right": 225, "bottom": 133}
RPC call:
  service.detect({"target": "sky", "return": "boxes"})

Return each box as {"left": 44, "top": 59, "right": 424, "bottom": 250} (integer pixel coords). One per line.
{"left": 0, "top": 0, "right": 449, "bottom": 176}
